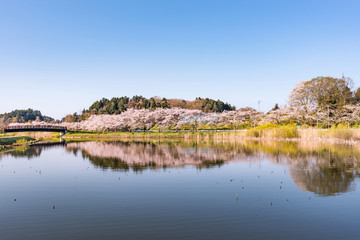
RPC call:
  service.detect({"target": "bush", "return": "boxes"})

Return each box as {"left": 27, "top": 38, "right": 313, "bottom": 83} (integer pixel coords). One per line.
{"left": 16, "top": 138, "right": 29, "bottom": 144}
{"left": 246, "top": 123, "right": 277, "bottom": 138}
{"left": 274, "top": 124, "right": 299, "bottom": 138}
{"left": 0, "top": 136, "right": 33, "bottom": 145}
{"left": 246, "top": 123, "right": 298, "bottom": 139}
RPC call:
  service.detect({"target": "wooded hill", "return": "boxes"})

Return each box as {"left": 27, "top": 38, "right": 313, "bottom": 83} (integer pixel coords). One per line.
{"left": 62, "top": 96, "right": 235, "bottom": 122}
{"left": 0, "top": 109, "right": 54, "bottom": 124}
{"left": 88, "top": 96, "right": 235, "bottom": 114}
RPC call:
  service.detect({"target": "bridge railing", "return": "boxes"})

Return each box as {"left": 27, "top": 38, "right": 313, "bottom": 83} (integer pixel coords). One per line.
{"left": 5, "top": 125, "right": 67, "bottom": 131}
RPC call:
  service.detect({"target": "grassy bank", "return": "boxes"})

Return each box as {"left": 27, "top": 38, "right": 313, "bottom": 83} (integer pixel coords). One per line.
{"left": 0, "top": 136, "right": 34, "bottom": 145}
{"left": 0, "top": 132, "right": 61, "bottom": 153}
{"left": 62, "top": 125, "right": 299, "bottom": 141}
{"left": 2, "top": 124, "right": 360, "bottom": 147}
{"left": 0, "top": 136, "right": 35, "bottom": 153}
{"left": 62, "top": 131, "right": 221, "bottom": 141}
{"left": 62, "top": 125, "right": 360, "bottom": 144}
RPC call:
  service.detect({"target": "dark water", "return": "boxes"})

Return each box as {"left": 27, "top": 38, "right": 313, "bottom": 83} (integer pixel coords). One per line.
{"left": 1, "top": 140, "right": 360, "bottom": 240}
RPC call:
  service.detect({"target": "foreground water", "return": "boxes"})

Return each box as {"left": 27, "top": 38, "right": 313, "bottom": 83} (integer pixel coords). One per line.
{"left": 1, "top": 140, "right": 360, "bottom": 240}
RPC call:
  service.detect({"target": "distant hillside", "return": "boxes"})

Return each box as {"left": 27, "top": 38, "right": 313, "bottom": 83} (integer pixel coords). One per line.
{"left": 62, "top": 96, "right": 235, "bottom": 122}
{"left": 0, "top": 109, "right": 54, "bottom": 124}
{"left": 87, "top": 96, "right": 235, "bottom": 115}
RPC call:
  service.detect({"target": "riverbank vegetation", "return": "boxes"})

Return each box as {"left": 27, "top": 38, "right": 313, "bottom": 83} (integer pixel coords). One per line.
{"left": 0, "top": 136, "right": 34, "bottom": 145}
{"left": 0, "top": 132, "right": 61, "bottom": 153}
{"left": 57, "top": 76, "right": 360, "bottom": 134}
{"left": 0, "top": 136, "right": 35, "bottom": 152}
{"left": 59, "top": 125, "right": 360, "bottom": 144}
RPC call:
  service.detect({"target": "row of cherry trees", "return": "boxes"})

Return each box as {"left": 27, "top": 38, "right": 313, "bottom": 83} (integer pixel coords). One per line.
{"left": 9, "top": 104, "right": 360, "bottom": 132}
{"left": 63, "top": 106, "right": 360, "bottom": 132}
{"left": 7, "top": 76, "right": 360, "bottom": 131}
{"left": 59, "top": 108, "right": 263, "bottom": 132}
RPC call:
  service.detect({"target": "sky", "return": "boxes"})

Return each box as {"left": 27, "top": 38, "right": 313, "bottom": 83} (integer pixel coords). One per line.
{"left": 1, "top": 0, "right": 360, "bottom": 119}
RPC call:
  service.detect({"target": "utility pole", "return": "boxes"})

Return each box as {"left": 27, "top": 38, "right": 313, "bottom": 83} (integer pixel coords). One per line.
{"left": 258, "top": 100, "right": 261, "bottom": 112}
{"left": 327, "top": 106, "right": 330, "bottom": 128}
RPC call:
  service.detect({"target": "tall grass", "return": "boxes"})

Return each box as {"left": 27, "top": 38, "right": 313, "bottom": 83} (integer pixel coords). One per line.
{"left": 330, "top": 126, "right": 354, "bottom": 140}
{"left": 299, "top": 124, "right": 360, "bottom": 141}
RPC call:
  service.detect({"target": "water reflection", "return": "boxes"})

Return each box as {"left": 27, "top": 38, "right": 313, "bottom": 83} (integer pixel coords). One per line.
{"left": 0, "top": 143, "right": 65, "bottom": 160}
{"left": 65, "top": 140, "right": 360, "bottom": 196}
{"left": 2, "top": 140, "right": 360, "bottom": 196}
{"left": 245, "top": 141, "right": 360, "bottom": 196}
{"left": 66, "top": 141, "right": 230, "bottom": 171}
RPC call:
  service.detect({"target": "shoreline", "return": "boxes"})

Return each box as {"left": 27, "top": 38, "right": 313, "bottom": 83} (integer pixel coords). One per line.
{"left": 3, "top": 127, "right": 360, "bottom": 154}
{"left": 61, "top": 130, "right": 360, "bottom": 145}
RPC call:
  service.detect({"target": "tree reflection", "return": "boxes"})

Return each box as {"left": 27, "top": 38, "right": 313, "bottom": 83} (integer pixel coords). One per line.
{"left": 65, "top": 140, "right": 360, "bottom": 196}
{"left": 0, "top": 143, "right": 65, "bottom": 160}
{"left": 0, "top": 146, "right": 42, "bottom": 159}
{"left": 66, "top": 141, "right": 232, "bottom": 172}
{"left": 236, "top": 141, "right": 360, "bottom": 196}
{"left": 2, "top": 139, "right": 359, "bottom": 196}
{"left": 288, "top": 147, "right": 359, "bottom": 196}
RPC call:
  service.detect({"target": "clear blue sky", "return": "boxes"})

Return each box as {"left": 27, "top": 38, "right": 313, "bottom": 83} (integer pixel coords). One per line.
{"left": 1, "top": 0, "right": 360, "bottom": 119}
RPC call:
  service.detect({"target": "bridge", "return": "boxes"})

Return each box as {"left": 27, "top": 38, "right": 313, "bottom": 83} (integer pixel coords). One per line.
{"left": 4, "top": 125, "right": 68, "bottom": 134}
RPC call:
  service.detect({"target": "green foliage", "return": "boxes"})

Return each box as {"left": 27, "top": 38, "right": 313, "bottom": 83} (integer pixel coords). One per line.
{"left": 161, "top": 98, "right": 168, "bottom": 108}
{"left": 84, "top": 96, "right": 235, "bottom": 117}
{"left": 0, "top": 136, "right": 34, "bottom": 145}
{"left": 290, "top": 76, "right": 353, "bottom": 112}
{"left": 194, "top": 97, "right": 235, "bottom": 112}
{"left": 354, "top": 87, "right": 360, "bottom": 104}
{"left": 62, "top": 112, "right": 82, "bottom": 122}
{"left": 0, "top": 109, "right": 53, "bottom": 124}
{"left": 272, "top": 103, "right": 280, "bottom": 111}
{"left": 16, "top": 138, "right": 29, "bottom": 144}
{"left": 309, "top": 76, "right": 353, "bottom": 110}
{"left": 89, "top": 96, "right": 130, "bottom": 115}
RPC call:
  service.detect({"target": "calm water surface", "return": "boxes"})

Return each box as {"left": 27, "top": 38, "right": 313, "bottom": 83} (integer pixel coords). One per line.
{"left": 1, "top": 140, "right": 360, "bottom": 240}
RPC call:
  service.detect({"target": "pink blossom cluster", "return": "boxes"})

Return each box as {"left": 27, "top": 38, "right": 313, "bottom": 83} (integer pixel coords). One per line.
{"left": 60, "top": 108, "right": 262, "bottom": 131}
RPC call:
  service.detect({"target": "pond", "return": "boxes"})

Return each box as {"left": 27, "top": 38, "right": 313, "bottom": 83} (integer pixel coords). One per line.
{"left": 1, "top": 140, "right": 360, "bottom": 240}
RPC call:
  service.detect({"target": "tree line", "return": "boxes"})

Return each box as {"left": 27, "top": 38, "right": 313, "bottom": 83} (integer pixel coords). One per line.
{"left": 62, "top": 96, "right": 235, "bottom": 122}
{"left": 56, "top": 76, "right": 360, "bottom": 129}
{"left": 3, "top": 76, "right": 360, "bottom": 130}
{"left": 0, "top": 109, "right": 53, "bottom": 124}
{"left": 88, "top": 96, "right": 235, "bottom": 114}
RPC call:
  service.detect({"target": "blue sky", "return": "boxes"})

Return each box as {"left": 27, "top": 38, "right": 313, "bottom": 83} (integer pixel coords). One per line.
{"left": 1, "top": 0, "right": 360, "bottom": 119}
